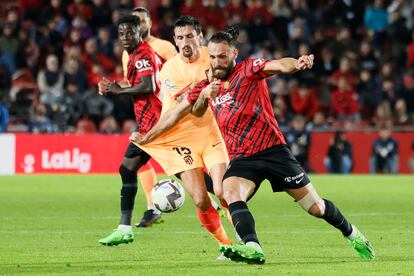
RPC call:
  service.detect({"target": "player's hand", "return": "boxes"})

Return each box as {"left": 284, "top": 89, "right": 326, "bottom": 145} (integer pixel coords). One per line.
{"left": 98, "top": 77, "right": 112, "bottom": 95}
{"left": 201, "top": 81, "right": 221, "bottom": 99}
{"left": 296, "top": 54, "right": 314, "bottom": 70}
{"left": 129, "top": 131, "right": 146, "bottom": 144}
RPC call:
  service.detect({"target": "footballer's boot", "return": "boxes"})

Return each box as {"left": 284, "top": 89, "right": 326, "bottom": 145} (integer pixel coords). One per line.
{"left": 135, "top": 209, "right": 163, "bottom": 228}
{"left": 98, "top": 229, "right": 134, "bottom": 246}
{"left": 219, "top": 244, "right": 265, "bottom": 264}
{"left": 349, "top": 225, "right": 375, "bottom": 260}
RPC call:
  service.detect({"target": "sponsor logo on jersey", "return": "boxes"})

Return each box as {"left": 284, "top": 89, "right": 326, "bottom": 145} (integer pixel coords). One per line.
{"left": 211, "top": 92, "right": 233, "bottom": 107}
{"left": 284, "top": 172, "right": 305, "bottom": 183}
{"left": 135, "top": 59, "right": 152, "bottom": 71}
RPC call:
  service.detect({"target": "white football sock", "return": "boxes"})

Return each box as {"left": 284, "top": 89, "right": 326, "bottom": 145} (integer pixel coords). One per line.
{"left": 118, "top": 224, "right": 132, "bottom": 231}
{"left": 346, "top": 225, "right": 357, "bottom": 240}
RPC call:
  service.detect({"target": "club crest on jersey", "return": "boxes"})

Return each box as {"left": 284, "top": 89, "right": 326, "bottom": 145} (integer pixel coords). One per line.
{"left": 135, "top": 59, "right": 151, "bottom": 70}
{"left": 164, "top": 78, "right": 174, "bottom": 90}
{"left": 253, "top": 58, "right": 265, "bottom": 67}
{"left": 211, "top": 92, "right": 233, "bottom": 107}
{"left": 223, "top": 81, "right": 230, "bottom": 89}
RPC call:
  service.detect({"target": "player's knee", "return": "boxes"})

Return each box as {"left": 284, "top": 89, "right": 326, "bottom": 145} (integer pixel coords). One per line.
{"left": 223, "top": 188, "right": 240, "bottom": 205}
{"left": 119, "top": 164, "right": 137, "bottom": 184}
{"left": 213, "top": 185, "right": 224, "bottom": 200}
{"left": 192, "top": 193, "right": 211, "bottom": 211}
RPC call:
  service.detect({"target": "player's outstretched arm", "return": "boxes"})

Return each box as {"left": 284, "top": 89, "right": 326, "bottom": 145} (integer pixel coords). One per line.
{"left": 99, "top": 75, "right": 156, "bottom": 96}
{"left": 132, "top": 99, "right": 193, "bottom": 145}
{"left": 263, "top": 54, "right": 314, "bottom": 75}
{"left": 192, "top": 81, "right": 221, "bottom": 117}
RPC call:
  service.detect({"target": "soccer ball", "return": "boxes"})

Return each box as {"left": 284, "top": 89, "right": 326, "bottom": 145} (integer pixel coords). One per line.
{"left": 151, "top": 179, "right": 185, "bottom": 213}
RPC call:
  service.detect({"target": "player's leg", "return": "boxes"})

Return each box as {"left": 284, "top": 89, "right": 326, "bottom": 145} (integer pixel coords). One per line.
{"left": 219, "top": 176, "right": 265, "bottom": 264}
{"left": 136, "top": 162, "right": 163, "bottom": 227}
{"left": 179, "top": 168, "right": 232, "bottom": 246}
{"left": 99, "top": 143, "right": 150, "bottom": 246}
{"left": 286, "top": 183, "right": 375, "bottom": 260}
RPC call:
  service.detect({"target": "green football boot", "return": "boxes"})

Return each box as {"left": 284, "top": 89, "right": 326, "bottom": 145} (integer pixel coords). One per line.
{"left": 99, "top": 229, "right": 134, "bottom": 246}
{"left": 219, "top": 244, "right": 266, "bottom": 264}
{"left": 349, "top": 225, "right": 375, "bottom": 260}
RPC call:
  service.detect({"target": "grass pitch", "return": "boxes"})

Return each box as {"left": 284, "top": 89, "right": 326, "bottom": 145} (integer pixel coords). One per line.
{"left": 0, "top": 175, "right": 413, "bottom": 275}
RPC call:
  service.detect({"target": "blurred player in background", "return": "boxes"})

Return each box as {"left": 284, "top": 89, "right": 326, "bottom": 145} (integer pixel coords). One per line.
{"left": 130, "top": 16, "right": 233, "bottom": 256}
{"left": 97, "top": 15, "right": 163, "bottom": 245}
{"left": 133, "top": 27, "right": 376, "bottom": 264}
{"left": 120, "top": 7, "right": 177, "bottom": 228}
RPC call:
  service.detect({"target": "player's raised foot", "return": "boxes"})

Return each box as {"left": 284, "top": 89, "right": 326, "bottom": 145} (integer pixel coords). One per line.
{"left": 99, "top": 229, "right": 134, "bottom": 246}
{"left": 349, "top": 225, "right": 375, "bottom": 260}
{"left": 135, "top": 209, "right": 163, "bottom": 228}
{"left": 219, "top": 244, "right": 265, "bottom": 264}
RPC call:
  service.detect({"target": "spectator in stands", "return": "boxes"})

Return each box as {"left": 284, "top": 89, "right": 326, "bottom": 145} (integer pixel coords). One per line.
{"left": 325, "top": 131, "right": 353, "bottom": 174}
{"left": 358, "top": 40, "right": 377, "bottom": 74}
{"left": 331, "top": 76, "right": 360, "bottom": 122}
{"left": 331, "top": 56, "right": 357, "bottom": 88}
{"left": 0, "top": 101, "right": 9, "bottom": 132}
{"left": 286, "top": 115, "right": 311, "bottom": 172}
{"left": 393, "top": 99, "right": 411, "bottom": 126}
{"left": 290, "top": 81, "right": 319, "bottom": 120}
{"left": 63, "top": 58, "right": 87, "bottom": 94}
{"left": 96, "top": 27, "right": 113, "bottom": 58}
{"left": 82, "top": 38, "right": 115, "bottom": 74}
{"left": 357, "top": 69, "right": 380, "bottom": 120}
{"left": 28, "top": 103, "right": 57, "bottom": 133}
{"left": 371, "top": 128, "right": 399, "bottom": 174}
{"left": 272, "top": 95, "right": 292, "bottom": 132}
{"left": 99, "top": 116, "right": 120, "bottom": 134}
{"left": 76, "top": 117, "right": 97, "bottom": 134}
{"left": 60, "top": 80, "right": 84, "bottom": 128}
{"left": 0, "top": 23, "right": 19, "bottom": 75}
{"left": 81, "top": 86, "right": 113, "bottom": 126}
{"left": 401, "top": 74, "right": 414, "bottom": 116}
{"left": 364, "top": 0, "right": 388, "bottom": 48}
{"left": 306, "top": 112, "right": 329, "bottom": 131}
{"left": 37, "top": 54, "right": 64, "bottom": 105}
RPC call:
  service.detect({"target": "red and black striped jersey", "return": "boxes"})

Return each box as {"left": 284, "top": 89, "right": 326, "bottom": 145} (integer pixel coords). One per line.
{"left": 188, "top": 58, "right": 286, "bottom": 159}
{"left": 127, "top": 41, "right": 162, "bottom": 135}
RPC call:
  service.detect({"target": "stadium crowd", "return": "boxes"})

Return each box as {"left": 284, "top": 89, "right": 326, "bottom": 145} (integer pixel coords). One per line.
{"left": 0, "top": 0, "right": 413, "bottom": 135}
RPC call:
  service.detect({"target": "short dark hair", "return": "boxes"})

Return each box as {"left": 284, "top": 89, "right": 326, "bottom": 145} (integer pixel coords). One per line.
{"left": 132, "top": 7, "right": 150, "bottom": 19}
{"left": 174, "top": 16, "right": 201, "bottom": 34}
{"left": 209, "top": 26, "right": 239, "bottom": 46}
{"left": 117, "top": 14, "right": 140, "bottom": 28}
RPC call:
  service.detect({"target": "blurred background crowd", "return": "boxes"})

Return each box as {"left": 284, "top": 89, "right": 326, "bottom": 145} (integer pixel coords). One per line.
{"left": 0, "top": 0, "right": 413, "bottom": 136}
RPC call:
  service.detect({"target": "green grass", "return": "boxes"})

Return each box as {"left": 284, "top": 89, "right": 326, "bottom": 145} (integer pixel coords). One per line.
{"left": 0, "top": 175, "right": 413, "bottom": 275}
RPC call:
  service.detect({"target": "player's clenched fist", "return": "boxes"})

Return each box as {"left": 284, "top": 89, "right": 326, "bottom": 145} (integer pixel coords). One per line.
{"left": 296, "top": 54, "right": 314, "bottom": 71}
{"left": 201, "top": 81, "right": 221, "bottom": 99}
{"left": 98, "top": 77, "right": 112, "bottom": 95}
{"left": 129, "top": 131, "right": 146, "bottom": 144}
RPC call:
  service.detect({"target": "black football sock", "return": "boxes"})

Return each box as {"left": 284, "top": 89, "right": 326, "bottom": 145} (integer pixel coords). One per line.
{"left": 119, "top": 165, "right": 138, "bottom": 226}
{"left": 228, "top": 201, "right": 260, "bottom": 244}
{"left": 323, "top": 199, "right": 353, "bottom": 237}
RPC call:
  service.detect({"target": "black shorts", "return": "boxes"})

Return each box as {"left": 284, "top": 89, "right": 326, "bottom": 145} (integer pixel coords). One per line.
{"left": 124, "top": 142, "right": 151, "bottom": 163}
{"left": 223, "top": 145, "right": 310, "bottom": 198}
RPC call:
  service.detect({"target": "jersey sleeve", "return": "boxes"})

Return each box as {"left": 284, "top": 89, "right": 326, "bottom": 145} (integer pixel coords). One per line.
{"left": 187, "top": 80, "right": 209, "bottom": 105}
{"left": 133, "top": 50, "right": 157, "bottom": 78}
{"left": 244, "top": 58, "right": 270, "bottom": 80}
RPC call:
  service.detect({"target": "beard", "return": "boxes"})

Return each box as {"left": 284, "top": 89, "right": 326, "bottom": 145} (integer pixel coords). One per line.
{"left": 212, "top": 63, "right": 233, "bottom": 80}
{"left": 182, "top": 46, "right": 193, "bottom": 58}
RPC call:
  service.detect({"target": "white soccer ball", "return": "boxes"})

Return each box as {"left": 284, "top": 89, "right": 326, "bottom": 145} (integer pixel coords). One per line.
{"left": 151, "top": 179, "right": 185, "bottom": 213}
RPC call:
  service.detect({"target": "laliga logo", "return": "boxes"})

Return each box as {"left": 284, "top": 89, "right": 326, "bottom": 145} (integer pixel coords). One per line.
{"left": 22, "top": 148, "right": 92, "bottom": 173}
